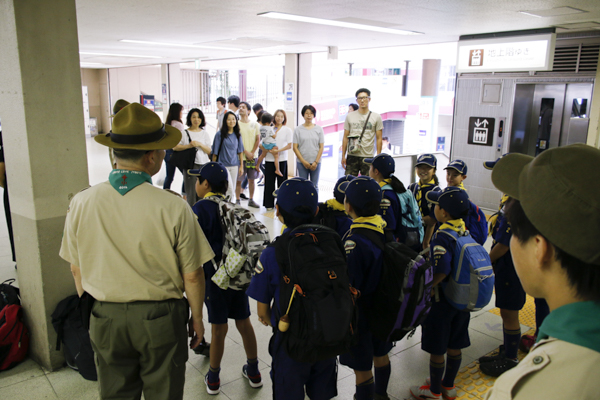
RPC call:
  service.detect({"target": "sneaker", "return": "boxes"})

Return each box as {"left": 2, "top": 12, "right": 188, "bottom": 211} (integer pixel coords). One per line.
{"left": 248, "top": 199, "right": 260, "bottom": 208}
{"left": 410, "top": 384, "right": 441, "bottom": 399}
{"left": 204, "top": 373, "right": 220, "bottom": 395}
{"left": 192, "top": 339, "right": 211, "bottom": 357}
{"left": 236, "top": 199, "right": 241, "bottom": 205}
{"left": 242, "top": 364, "right": 263, "bottom": 388}
{"left": 240, "top": 193, "right": 249, "bottom": 200}
{"left": 478, "top": 344, "right": 505, "bottom": 364}
{"left": 479, "top": 357, "right": 519, "bottom": 377}
{"left": 266, "top": 207, "right": 274, "bottom": 211}
{"left": 424, "top": 378, "right": 457, "bottom": 400}
{"left": 519, "top": 334, "right": 536, "bottom": 353}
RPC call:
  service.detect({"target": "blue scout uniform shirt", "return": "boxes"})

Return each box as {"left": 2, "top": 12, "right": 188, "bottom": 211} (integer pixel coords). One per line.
{"left": 408, "top": 180, "right": 440, "bottom": 219}
{"left": 379, "top": 189, "right": 401, "bottom": 240}
{"left": 320, "top": 199, "right": 352, "bottom": 239}
{"left": 491, "top": 211, "right": 512, "bottom": 268}
{"left": 429, "top": 219, "right": 467, "bottom": 277}
{"left": 211, "top": 132, "right": 244, "bottom": 166}
{"left": 192, "top": 195, "right": 224, "bottom": 276}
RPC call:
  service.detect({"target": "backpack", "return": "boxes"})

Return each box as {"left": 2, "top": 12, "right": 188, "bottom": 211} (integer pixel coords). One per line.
{"left": 0, "top": 304, "right": 30, "bottom": 371}
{"left": 437, "top": 229, "right": 495, "bottom": 311}
{"left": 205, "top": 196, "right": 270, "bottom": 290}
{"left": 354, "top": 228, "right": 433, "bottom": 343}
{"left": 313, "top": 203, "right": 351, "bottom": 238}
{"left": 51, "top": 295, "right": 97, "bottom": 381}
{"left": 464, "top": 201, "right": 488, "bottom": 246}
{"left": 0, "top": 279, "right": 21, "bottom": 310}
{"left": 273, "top": 224, "right": 358, "bottom": 363}
{"left": 381, "top": 185, "right": 423, "bottom": 250}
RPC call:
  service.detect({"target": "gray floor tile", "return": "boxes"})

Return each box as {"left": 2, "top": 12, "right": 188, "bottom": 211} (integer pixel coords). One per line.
{"left": 0, "top": 358, "right": 45, "bottom": 389}
{"left": 0, "top": 375, "right": 58, "bottom": 399}
{"left": 462, "top": 329, "right": 503, "bottom": 361}
{"left": 44, "top": 367, "right": 99, "bottom": 400}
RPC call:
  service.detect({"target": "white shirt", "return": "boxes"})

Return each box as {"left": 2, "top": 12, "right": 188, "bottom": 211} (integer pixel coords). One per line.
{"left": 265, "top": 126, "right": 292, "bottom": 162}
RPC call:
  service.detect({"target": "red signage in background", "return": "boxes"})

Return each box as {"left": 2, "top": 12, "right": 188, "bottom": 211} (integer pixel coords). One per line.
{"left": 313, "top": 101, "right": 339, "bottom": 127}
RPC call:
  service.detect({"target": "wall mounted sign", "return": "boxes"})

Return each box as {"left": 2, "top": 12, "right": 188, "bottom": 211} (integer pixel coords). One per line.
{"left": 468, "top": 117, "right": 495, "bottom": 146}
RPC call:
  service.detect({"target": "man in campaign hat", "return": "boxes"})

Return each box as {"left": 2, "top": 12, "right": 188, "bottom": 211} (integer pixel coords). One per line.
{"left": 60, "top": 103, "right": 215, "bottom": 399}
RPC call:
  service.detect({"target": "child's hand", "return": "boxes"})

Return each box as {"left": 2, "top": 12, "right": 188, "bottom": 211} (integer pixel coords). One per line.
{"left": 272, "top": 132, "right": 277, "bottom": 139}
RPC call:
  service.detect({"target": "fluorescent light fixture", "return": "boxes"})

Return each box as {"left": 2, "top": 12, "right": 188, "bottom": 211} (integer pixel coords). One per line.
{"left": 518, "top": 11, "right": 543, "bottom": 18}
{"left": 80, "top": 62, "right": 102, "bottom": 65}
{"left": 80, "top": 51, "right": 162, "bottom": 59}
{"left": 519, "top": 7, "right": 587, "bottom": 18}
{"left": 120, "top": 39, "right": 241, "bottom": 51}
{"left": 258, "top": 12, "right": 421, "bottom": 35}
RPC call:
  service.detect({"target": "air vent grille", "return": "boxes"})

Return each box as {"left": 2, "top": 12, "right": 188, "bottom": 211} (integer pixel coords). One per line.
{"left": 553, "top": 44, "right": 599, "bottom": 72}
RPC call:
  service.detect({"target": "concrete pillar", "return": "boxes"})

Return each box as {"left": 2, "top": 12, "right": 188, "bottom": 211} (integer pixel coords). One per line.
{"left": 298, "top": 53, "right": 313, "bottom": 118}
{"left": 587, "top": 52, "right": 600, "bottom": 149}
{"left": 99, "top": 69, "right": 110, "bottom": 134}
{"left": 285, "top": 54, "right": 299, "bottom": 174}
{"left": 0, "top": 0, "right": 89, "bottom": 370}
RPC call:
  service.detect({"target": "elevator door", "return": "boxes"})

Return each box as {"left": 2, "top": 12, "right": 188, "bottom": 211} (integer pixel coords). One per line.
{"left": 509, "top": 83, "right": 593, "bottom": 156}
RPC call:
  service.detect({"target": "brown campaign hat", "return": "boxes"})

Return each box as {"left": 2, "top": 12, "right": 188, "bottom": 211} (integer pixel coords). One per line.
{"left": 111, "top": 99, "right": 130, "bottom": 117}
{"left": 95, "top": 103, "right": 181, "bottom": 150}
{"left": 491, "top": 144, "right": 600, "bottom": 265}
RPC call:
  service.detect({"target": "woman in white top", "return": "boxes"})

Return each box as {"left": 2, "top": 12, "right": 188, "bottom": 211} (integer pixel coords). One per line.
{"left": 180, "top": 108, "right": 212, "bottom": 206}
{"left": 164, "top": 103, "right": 186, "bottom": 192}
{"left": 293, "top": 105, "right": 325, "bottom": 189}
{"left": 261, "top": 109, "right": 292, "bottom": 210}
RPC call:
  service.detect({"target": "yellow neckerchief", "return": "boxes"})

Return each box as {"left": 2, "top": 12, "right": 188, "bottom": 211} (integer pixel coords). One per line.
{"left": 378, "top": 178, "right": 392, "bottom": 189}
{"left": 325, "top": 198, "right": 345, "bottom": 212}
{"left": 415, "top": 178, "right": 436, "bottom": 212}
{"left": 488, "top": 194, "right": 511, "bottom": 236}
{"left": 456, "top": 182, "right": 466, "bottom": 190}
{"left": 350, "top": 215, "right": 386, "bottom": 234}
{"left": 204, "top": 192, "right": 224, "bottom": 199}
{"left": 439, "top": 218, "right": 466, "bottom": 234}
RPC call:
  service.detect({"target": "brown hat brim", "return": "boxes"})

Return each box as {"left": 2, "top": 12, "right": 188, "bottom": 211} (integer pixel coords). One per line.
{"left": 491, "top": 153, "right": 534, "bottom": 200}
{"left": 94, "top": 124, "right": 182, "bottom": 150}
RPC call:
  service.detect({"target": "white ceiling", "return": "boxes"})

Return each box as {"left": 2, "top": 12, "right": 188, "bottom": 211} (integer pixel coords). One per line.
{"left": 76, "top": 0, "right": 600, "bottom": 69}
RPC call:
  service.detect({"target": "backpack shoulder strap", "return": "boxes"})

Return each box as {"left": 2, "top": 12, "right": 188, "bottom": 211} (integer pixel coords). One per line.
{"left": 350, "top": 228, "right": 386, "bottom": 250}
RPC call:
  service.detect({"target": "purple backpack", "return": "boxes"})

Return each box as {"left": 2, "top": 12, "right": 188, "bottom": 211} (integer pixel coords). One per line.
{"left": 355, "top": 229, "right": 433, "bottom": 342}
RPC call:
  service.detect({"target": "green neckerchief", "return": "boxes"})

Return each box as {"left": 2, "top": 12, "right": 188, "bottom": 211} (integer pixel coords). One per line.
{"left": 439, "top": 218, "right": 466, "bottom": 234}
{"left": 325, "top": 198, "right": 345, "bottom": 212}
{"left": 109, "top": 169, "right": 152, "bottom": 196}
{"left": 537, "top": 301, "right": 600, "bottom": 353}
{"left": 350, "top": 215, "right": 386, "bottom": 234}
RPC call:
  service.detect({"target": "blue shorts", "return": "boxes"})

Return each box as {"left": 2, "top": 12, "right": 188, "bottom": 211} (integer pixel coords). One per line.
{"left": 269, "top": 333, "right": 338, "bottom": 400}
{"left": 494, "top": 257, "right": 526, "bottom": 311}
{"left": 205, "top": 278, "right": 251, "bottom": 324}
{"left": 421, "top": 294, "right": 470, "bottom": 355}
{"left": 262, "top": 142, "right": 276, "bottom": 150}
{"left": 339, "top": 308, "right": 393, "bottom": 371}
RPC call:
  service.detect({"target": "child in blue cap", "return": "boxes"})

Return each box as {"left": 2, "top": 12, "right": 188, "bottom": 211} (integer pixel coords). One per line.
{"left": 408, "top": 154, "right": 441, "bottom": 249}
{"left": 189, "top": 162, "right": 262, "bottom": 395}
{"left": 246, "top": 178, "right": 338, "bottom": 400}
{"left": 314, "top": 175, "right": 355, "bottom": 238}
{"left": 339, "top": 176, "right": 393, "bottom": 400}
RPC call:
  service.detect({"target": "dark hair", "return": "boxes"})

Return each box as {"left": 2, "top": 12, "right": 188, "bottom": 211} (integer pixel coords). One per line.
{"left": 348, "top": 103, "right": 359, "bottom": 111}
{"left": 252, "top": 103, "right": 263, "bottom": 113}
{"left": 349, "top": 199, "right": 381, "bottom": 218}
{"left": 256, "top": 110, "right": 264, "bottom": 122}
{"left": 301, "top": 105, "right": 317, "bottom": 118}
{"left": 227, "top": 95, "right": 240, "bottom": 108}
{"left": 198, "top": 176, "right": 228, "bottom": 195}
{"left": 221, "top": 111, "right": 241, "bottom": 139}
{"left": 216, "top": 97, "right": 226, "bottom": 106}
{"left": 261, "top": 112, "right": 273, "bottom": 125}
{"left": 113, "top": 149, "right": 150, "bottom": 162}
{"left": 186, "top": 108, "right": 206, "bottom": 128}
{"left": 505, "top": 199, "right": 600, "bottom": 302}
{"left": 239, "top": 101, "right": 251, "bottom": 113}
{"left": 388, "top": 175, "right": 407, "bottom": 194}
{"left": 278, "top": 206, "right": 315, "bottom": 229}
{"left": 355, "top": 88, "right": 371, "bottom": 97}
{"left": 166, "top": 103, "right": 183, "bottom": 125}
{"left": 273, "top": 109, "right": 287, "bottom": 126}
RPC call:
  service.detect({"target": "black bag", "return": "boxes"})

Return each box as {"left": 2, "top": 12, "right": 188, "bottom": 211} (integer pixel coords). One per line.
{"left": 168, "top": 130, "right": 197, "bottom": 170}
{"left": 0, "top": 279, "right": 20, "bottom": 309}
{"left": 274, "top": 224, "right": 358, "bottom": 363}
{"left": 313, "top": 203, "right": 346, "bottom": 232}
{"left": 51, "top": 295, "right": 97, "bottom": 381}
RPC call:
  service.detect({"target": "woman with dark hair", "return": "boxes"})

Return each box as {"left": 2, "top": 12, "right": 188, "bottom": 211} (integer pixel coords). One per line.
{"left": 180, "top": 108, "right": 212, "bottom": 206}
{"left": 164, "top": 103, "right": 185, "bottom": 193}
{"left": 261, "top": 109, "right": 292, "bottom": 210}
{"left": 211, "top": 111, "right": 244, "bottom": 203}
{"left": 293, "top": 105, "right": 324, "bottom": 189}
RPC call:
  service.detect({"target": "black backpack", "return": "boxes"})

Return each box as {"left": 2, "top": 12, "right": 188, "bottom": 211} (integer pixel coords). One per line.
{"left": 313, "top": 203, "right": 345, "bottom": 230}
{"left": 51, "top": 295, "right": 97, "bottom": 381}
{"left": 274, "top": 224, "right": 358, "bottom": 363}
{"left": 0, "top": 279, "right": 21, "bottom": 309}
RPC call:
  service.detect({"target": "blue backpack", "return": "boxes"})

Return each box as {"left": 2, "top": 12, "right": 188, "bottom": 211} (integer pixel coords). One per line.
{"left": 464, "top": 201, "right": 488, "bottom": 246}
{"left": 382, "top": 185, "right": 423, "bottom": 250}
{"left": 437, "top": 229, "right": 494, "bottom": 311}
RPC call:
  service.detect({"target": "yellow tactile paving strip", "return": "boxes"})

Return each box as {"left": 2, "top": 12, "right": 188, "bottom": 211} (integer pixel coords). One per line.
{"left": 261, "top": 210, "right": 276, "bottom": 219}
{"left": 489, "top": 295, "right": 536, "bottom": 328}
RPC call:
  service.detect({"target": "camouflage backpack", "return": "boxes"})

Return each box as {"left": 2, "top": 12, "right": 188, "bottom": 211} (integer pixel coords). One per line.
{"left": 205, "top": 196, "right": 271, "bottom": 290}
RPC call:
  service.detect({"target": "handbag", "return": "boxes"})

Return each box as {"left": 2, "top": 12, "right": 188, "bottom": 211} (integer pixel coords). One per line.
{"left": 211, "top": 248, "right": 247, "bottom": 290}
{"left": 168, "top": 130, "right": 197, "bottom": 169}
{"left": 347, "top": 112, "right": 372, "bottom": 155}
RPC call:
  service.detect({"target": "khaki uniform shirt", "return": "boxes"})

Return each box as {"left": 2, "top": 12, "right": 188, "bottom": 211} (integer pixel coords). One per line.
{"left": 60, "top": 181, "right": 214, "bottom": 302}
{"left": 485, "top": 337, "right": 600, "bottom": 399}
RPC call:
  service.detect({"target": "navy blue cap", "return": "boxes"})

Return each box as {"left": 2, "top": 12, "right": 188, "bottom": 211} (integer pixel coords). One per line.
{"left": 445, "top": 159, "right": 468, "bottom": 175}
{"left": 188, "top": 162, "right": 228, "bottom": 187}
{"left": 426, "top": 187, "right": 470, "bottom": 218}
{"left": 364, "top": 154, "right": 395, "bottom": 177}
{"left": 275, "top": 177, "right": 318, "bottom": 218}
{"left": 334, "top": 175, "right": 355, "bottom": 203}
{"left": 483, "top": 153, "right": 509, "bottom": 170}
{"left": 338, "top": 176, "right": 381, "bottom": 210}
{"left": 416, "top": 153, "right": 437, "bottom": 168}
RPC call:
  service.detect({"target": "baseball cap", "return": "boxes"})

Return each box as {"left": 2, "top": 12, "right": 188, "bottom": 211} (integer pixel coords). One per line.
{"left": 364, "top": 154, "right": 395, "bottom": 177}
{"left": 188, "top": 162, "right": 228, "bottom": 187}
{"left": 275, "top": 177, "right": 318, "bottom": 218}
{"left": 483, "top": 153, "right": 509, "bottom": 170}
{"left": 491, "top": 144, "right": 600, "bottom": 265}
{"left": 426, "top": 187, "right": 470, "bottom": 218}
{"left": 338, "top": 176, "right": 381, "bottom": 210}
{"left": 416, "top": 154, "right": 437, "bottom": 168}
{"left": 334, "top": 175, "right": 356, "bottom": 203}
{"left": 445, "top": 160, "right": 468, "bottom": 175}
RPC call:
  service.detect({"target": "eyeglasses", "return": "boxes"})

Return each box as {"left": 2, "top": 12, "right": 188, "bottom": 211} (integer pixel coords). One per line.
{"left": 356, "top": 96, "right": 370, "bottom": 101}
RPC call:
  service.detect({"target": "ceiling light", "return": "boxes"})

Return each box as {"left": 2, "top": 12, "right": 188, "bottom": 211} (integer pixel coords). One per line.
{"left": 80, "top": 52, "right": 162, "bottom": 59}
{"left": 519, "top": 7, "right": 587, "bottom": 18}
{"left": 120, "top": 40, "right": 241, "bottom": 51}
{"left": 80, "top": 62, "right": 102, "bottom": 65}
{"left": 258, "top": 12, "right": 422, "bottom": 35}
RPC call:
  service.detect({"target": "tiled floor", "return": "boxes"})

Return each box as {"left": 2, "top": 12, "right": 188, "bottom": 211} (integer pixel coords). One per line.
{"left": 0, "top": 135, "right": 527, "bottom": 399}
